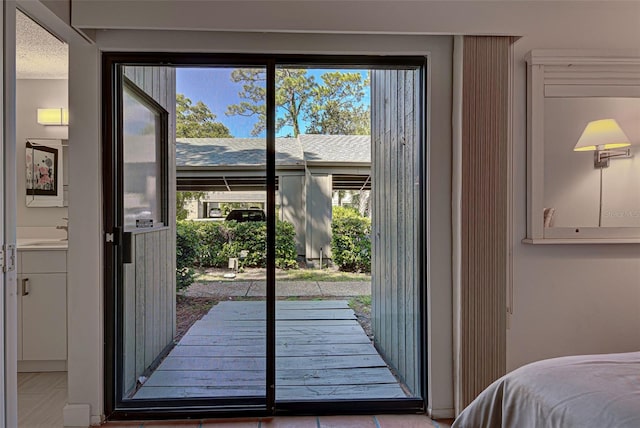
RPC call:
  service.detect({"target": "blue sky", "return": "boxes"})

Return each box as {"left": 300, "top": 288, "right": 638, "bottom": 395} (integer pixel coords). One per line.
{"left": 176, "top": 67, "right": 369, "bottom": 138}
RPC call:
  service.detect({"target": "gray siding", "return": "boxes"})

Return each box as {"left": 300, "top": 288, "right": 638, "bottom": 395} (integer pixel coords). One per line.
{"left": 305, "top": 172, "right": 332, "bottom": 260}
{"left": 123, "top": 228, "right": 175, "bottom": 395}
{"left": 371, "top": 69, "right": 421, "bottom": 396}
{"left": 279, "top": 174, "right": 306, "bottom": 255}
{"left": 122, "top": 66, "right": 177, "bottom": 395}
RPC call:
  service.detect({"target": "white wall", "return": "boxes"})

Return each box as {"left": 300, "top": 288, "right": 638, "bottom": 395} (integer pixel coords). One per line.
{"left": 16, "top": 79, "right": 68, "bottom": 229}
{"left": 39, "top": 0, "right": 70, "bottom": 26}
{"left": 62, "top": 0, "right": 640, "bottom": 423}
{"left": 66, "top": 42, "right": 103, "bottom": 427}
{"left": 508, "top": 35, "right": 640, "bottom": 371}
{"left": 69, "top": 30, "right": 455, "bottom": 420}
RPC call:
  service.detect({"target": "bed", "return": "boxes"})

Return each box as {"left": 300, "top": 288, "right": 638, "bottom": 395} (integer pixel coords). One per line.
{"left": 453, "top": 351, "right": 640, "bottom": 428}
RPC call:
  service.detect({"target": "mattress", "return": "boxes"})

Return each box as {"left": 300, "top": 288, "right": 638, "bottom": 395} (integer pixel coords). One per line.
{"left": 453, "top": 351, "right": 640, "bottom": 428}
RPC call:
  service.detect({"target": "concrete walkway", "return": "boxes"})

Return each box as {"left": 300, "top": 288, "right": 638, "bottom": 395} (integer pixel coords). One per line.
{"left": 183, "top": 280, "right": 371, "bottom": 298}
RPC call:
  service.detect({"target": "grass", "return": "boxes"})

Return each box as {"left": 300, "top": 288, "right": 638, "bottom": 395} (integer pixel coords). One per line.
{"left": 194, "top": 266, "right": 371, "bottom": 283}
{"left": 349, "top": 295, "right": 372, "bottom": 309}
{"left": 278, "top": 269, "right": 371, "bottom": 282}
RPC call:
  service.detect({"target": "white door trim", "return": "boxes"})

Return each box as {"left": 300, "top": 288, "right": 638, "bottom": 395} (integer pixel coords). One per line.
{"left": 3, "top": 1, "right": 19, "bottom": 426}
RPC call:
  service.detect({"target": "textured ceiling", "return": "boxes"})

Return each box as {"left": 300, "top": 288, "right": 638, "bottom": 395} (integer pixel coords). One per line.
{"left": 16, "top": 10, "right": 68, "bottom": 79}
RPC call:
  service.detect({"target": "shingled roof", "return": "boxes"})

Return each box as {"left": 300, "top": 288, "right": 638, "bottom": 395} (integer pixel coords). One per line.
{"left": 176, "top": 137, "right": 304, "bottom": 167}
{"left": 176, "top": 135, "right": 370, "bottom": 168}
{"left": 299, "top": 135, "right": 371, "bottom": 164}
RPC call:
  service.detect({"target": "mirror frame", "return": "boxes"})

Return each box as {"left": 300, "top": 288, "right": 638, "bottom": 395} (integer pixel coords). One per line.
{"left": 524, "top": 49, "right": 640, "bottom": 244}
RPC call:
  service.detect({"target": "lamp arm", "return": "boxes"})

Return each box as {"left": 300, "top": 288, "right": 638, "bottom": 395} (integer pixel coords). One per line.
{"left": 601, "top": 148, "right": 632, "bottom": 160}
{"left": 594, "top": 147, "right": 632, "bottom": 168}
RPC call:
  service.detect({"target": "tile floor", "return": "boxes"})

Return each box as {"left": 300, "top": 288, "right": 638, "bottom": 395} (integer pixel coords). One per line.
{"left": 104, "top": 415, "right": 453, "bottom": 428}
{"left": 18, "top": 371, "right": 67, "bottom": 427}
{"left": 17, "top": 372, "right": 454, "bottom": 428}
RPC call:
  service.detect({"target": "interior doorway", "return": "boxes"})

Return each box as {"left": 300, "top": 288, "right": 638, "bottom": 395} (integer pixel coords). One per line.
{"left": 103, "top": 54, "right": 427, "bottom": 419}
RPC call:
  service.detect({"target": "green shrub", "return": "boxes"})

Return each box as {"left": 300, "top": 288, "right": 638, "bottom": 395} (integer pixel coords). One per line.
{"left": 331, "top": 206, "right": 371, "bottom": 273}
{"left": 276, "top": 221, "right": 298, "bottom": 269}
{"left": 219, "top": 221, "right": 267, "bottom": 268}
{"left": 176, "top": 220, "right": 201, "bottom": 289}
{"left": 197, "top": 221, "right": 228, "bottom": 267}
{"left": 175, "top": 219, "right": 298, "bottom": 289}
{"left": 218, "top": 220, "right": 298, "bottom": 269}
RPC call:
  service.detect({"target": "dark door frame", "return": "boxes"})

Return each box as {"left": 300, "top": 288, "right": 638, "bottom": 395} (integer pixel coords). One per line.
{"left": 103, "top": 52, "right": 428, "bottom": 421}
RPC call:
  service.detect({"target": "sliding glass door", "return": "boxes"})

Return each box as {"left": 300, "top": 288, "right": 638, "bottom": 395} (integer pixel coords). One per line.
{"left": 104, "top": 55, "right": 426, "bottom": 419}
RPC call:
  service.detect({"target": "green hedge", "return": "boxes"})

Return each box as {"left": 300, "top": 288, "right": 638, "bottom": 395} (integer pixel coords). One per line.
{"left": 176, "top": 221, "right": 200, "bottom": 290}
{"left": 331, "top": 206, "right": 371, "bottom": 273}
{"left": 176, "top": 219, "right": 298, "bottom": 289}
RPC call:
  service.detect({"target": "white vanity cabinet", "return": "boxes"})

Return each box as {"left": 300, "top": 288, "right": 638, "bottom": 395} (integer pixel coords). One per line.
{"left": 17, "top": 247, "right": 67, "bottom": 371}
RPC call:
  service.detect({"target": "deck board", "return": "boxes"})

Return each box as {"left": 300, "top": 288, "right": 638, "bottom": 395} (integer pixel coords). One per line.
{"left": 179, "top": 334, "right": 371, "bottom": 346}
{"left": 170, "top": 343, "right": 379, "bottom": 357}
{"left": 134, "top": 300, "right": 408, "bottom": 400}
{"left": 143, "top": 367, "right": 398, "bottom": 387}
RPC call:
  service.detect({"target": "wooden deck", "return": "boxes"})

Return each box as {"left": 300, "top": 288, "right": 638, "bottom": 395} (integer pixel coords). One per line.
{"left": 134, "top": 300, "right": 408, "bottom": 401}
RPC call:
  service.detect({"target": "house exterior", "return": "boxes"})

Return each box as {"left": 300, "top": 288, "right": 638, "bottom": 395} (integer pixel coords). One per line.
{"left": 1, "top": 1, "right": 639, "bottom": 427}
{"left": 176, "top": 135, "right": 371, "bottom": 257}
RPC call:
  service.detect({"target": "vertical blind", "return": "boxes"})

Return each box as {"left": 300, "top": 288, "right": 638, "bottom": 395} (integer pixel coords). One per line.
{"left": 459, "top": 36, "right": 510, "bottom": 411}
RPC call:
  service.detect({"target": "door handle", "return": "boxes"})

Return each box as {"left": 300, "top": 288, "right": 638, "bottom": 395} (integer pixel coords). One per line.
{"left": 123, "top": 231, "right": 133, "bottom": 264}
{"left": 22, "top": 278, "right": 30, "bottom": 296}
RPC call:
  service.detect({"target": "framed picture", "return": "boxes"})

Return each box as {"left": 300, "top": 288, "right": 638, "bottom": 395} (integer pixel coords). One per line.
{"left": 26, "top": 142, "right": 59, "bottom": 196}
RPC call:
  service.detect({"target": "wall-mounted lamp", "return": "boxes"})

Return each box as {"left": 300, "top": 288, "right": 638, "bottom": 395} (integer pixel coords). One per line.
{"left": 37, "top": 108, "right": 68, "bottom": 126}
{"left": 573, "top": 118, "right": 631, "bottom": 168}
{"left": 574, "top": 118, "right": 635, "bottom": 226}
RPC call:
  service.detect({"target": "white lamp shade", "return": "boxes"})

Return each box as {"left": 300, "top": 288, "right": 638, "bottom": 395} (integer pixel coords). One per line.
{"left": 573, "top": 118, "right": 631, "bottom": 152}
{"left": 37, "top": 108, "right": 68, "bottom": 125}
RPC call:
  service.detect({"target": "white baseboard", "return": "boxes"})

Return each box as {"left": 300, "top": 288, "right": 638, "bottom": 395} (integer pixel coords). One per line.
{"left": 429, "top": 406, "right": 456, "bottom": 419}
{"left": 90, "top": 414, "right": 104, "bottom": 426}
{"left": 63, "top": 403, "right": 91, "bottom": 427}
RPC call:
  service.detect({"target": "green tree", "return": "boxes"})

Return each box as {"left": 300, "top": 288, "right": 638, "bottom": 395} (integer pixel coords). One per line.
{"left": 175, "top": 95, "right": 229, "bottom": 222}
{"left": 225, "top": 69, "right": 267, "bottom": 135}
{"left": 176, "top": 93, "right": 232, "bottom": 138}
{"left": 226, "top": 69, "right": 315, "bottom": 137}
{"left": 306, "top": 71, "right": 370, "bottom": 135}
{"left": 176, "top": 191, "right": 206, "bottom": 221}
{"left": 226, "top": 69, "right": 369, "bottom": 137}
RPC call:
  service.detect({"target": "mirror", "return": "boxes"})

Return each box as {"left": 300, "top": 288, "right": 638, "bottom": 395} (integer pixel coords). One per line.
{"left": 25, "top": 138, "right": 67, "bottom": 207}
{"left": 544, "top": 97, "right": 640, "bottom": 229}
{"left": 525, "top": 50, "right": 640, "bottom": 243}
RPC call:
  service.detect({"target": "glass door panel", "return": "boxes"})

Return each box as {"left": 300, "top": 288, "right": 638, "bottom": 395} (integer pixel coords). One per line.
{"left": 274, "top": 66, "right": 422, "bottom": 403}
{"left": 119, "top": 66, "right": 267, "bottom": 404}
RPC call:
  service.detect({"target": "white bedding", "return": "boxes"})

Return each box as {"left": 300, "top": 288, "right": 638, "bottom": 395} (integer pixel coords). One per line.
{"left": 453, "top": 351, "right": 640, "bottom": 428}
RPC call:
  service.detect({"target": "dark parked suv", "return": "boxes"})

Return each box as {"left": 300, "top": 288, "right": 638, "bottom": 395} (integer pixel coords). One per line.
{"left": 225, "top": 209, "right": 266, "bottom": 222}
